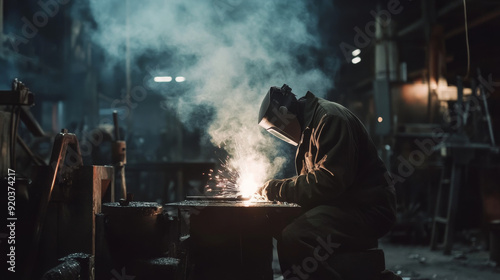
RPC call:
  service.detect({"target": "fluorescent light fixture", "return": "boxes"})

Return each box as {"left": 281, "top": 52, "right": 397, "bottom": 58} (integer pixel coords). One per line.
{"left": 175, "top": 76, "right": 186, "bottom": 82}
{"left": 154, "top": 76, "right": 172, "bottom": 82}
{"left": 352, "top": 49, "right": 361, "bottom": 56}
{"left": 352, "top": 57, "right": 361, "bottom": 64}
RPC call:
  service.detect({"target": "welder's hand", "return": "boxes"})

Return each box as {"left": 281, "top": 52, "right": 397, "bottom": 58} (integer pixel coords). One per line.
{"left": 256, "top": 181, "right": 270, "bottom": 200}
{"left": 257, "top": 179, "right": 285, "bottom": 201}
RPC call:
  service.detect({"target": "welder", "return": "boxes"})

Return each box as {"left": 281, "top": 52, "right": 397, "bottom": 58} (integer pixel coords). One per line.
{"left": 257, "top": 84, "right": 398, "bottom": 279}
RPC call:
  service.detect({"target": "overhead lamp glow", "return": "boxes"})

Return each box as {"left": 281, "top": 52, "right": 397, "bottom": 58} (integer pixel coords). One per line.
{"left": 377, "top": 117, "right": 383, "bottom": 123}
{"left": 154, "top": 76, "right": 172, "bottom": 82}
{"left": 352, "top": 49, "right": 361, "bottom": 56}
{"left": 175, "top": 76, "right": 186, "bottom": 82}
{"left": 351, "top": 57, "right": 361, "bottom": 64}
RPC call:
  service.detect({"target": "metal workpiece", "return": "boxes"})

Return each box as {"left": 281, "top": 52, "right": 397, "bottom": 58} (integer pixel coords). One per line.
{"left": 41, "top": 253, "right": 95, "bottom": 280}
{"left": 98, "top": 201, "right": 182, "bottom": 280}
{"left": 169, "top": 199, "right": 301, "bottom": 280}
{"left": 40, "top": 259, "right": 81, "bottom": 280}
{"left": 127, "top": 257, "right": 181, "bottom": 280}
{"left": 174, "top": 199, "right": 301, "bottom": 208}
{"left": 102, "top": 201, "right": 164, "bottom": 216}
{"left": 59, "top": 253, "right": 95, "bottom": 279}
{"left": 101, "top": 201, "right": 171, "bottom": 258}
{"left": 118, "top": 192, "right": 134, "bottom": 206}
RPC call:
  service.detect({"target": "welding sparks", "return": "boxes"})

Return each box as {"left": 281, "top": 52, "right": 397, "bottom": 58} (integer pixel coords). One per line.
{"left": 204, "top": 154, "right": 269, "bottom": 201}
{"left": 205, "top": 162, "right": 238, "bottom": 196}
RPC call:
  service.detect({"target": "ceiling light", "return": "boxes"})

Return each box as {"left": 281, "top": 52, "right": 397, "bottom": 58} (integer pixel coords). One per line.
{"left": 154, "top": 76, "right": 172, "bottom": 82}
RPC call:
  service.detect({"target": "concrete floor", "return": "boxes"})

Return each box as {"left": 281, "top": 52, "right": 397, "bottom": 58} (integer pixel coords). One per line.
{"left": 271, "top": 240, "right": 500, "bottom": 280}
{"left": 381, "top": 242, "right": 500, "bottom": 280}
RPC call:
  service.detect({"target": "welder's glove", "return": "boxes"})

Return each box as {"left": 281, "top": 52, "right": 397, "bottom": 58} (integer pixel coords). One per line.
{"left": 257, "top": 179, "right": 288, "bottom": 201}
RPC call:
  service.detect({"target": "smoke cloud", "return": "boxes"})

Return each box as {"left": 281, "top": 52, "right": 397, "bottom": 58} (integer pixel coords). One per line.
{"left": 85, "top": 0, "right": 337, "bottom": 195}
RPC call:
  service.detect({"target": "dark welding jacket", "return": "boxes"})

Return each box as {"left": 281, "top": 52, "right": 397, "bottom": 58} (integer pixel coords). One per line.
{"left": 275, "top": 92, "right": 396, "bottom": 212}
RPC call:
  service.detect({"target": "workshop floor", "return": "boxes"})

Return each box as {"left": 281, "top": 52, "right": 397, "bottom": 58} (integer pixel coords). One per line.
{"left": 380, "top": 241, "right": 500, "bottom": 280}
{"left": 272, "top": 240, "right": 500, "bottom": 280}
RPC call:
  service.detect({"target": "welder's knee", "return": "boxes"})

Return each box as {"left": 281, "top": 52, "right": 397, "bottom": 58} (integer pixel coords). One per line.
{"left": 280, "top": 219, "right": 302, "bottom": 246}
{"left": 277, "top": 217, "right": 314, "bottom": 264}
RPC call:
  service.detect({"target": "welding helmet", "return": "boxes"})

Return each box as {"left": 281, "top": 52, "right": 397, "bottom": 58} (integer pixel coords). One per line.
{"left": 258, "top": 84, "right": 302, "bottom": 146}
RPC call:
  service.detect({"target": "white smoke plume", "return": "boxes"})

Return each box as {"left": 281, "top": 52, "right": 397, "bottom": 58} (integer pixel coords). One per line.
{"left": 85, "top": 0, "right": 337, "bottom": 196}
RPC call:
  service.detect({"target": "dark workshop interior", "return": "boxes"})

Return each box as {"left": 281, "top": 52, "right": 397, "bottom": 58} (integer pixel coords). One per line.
{"left": 1, "top": 0, "right": 500, "bottom": 279}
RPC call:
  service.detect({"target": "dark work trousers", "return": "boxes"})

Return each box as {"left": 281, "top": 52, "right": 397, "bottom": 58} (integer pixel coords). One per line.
{"left": 274, "top": 204, "right": 396, "bottom": 280}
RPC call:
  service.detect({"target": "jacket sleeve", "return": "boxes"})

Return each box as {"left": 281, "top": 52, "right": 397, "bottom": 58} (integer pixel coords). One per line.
{"left": 270, "top": 115, "right": 359, "bottom": 208}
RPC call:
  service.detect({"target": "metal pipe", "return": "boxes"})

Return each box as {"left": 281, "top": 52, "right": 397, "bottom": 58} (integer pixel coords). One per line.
{"left": 113, "top": 110, "right": 120, "bottom": 141}
{"left": 120, "top": 167, "right": 127, "bottom": 200}
{"left": 438, "top": 0, "right": 464, "bottom": 17}
{"left": 445, "top": 9, "right": 500, "bottom": 39}
{"left": 398, "top": 0, "right": 469, "bottom": 37}
{"left": 479, "top": 79, "right": 497, "bottom": 147}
